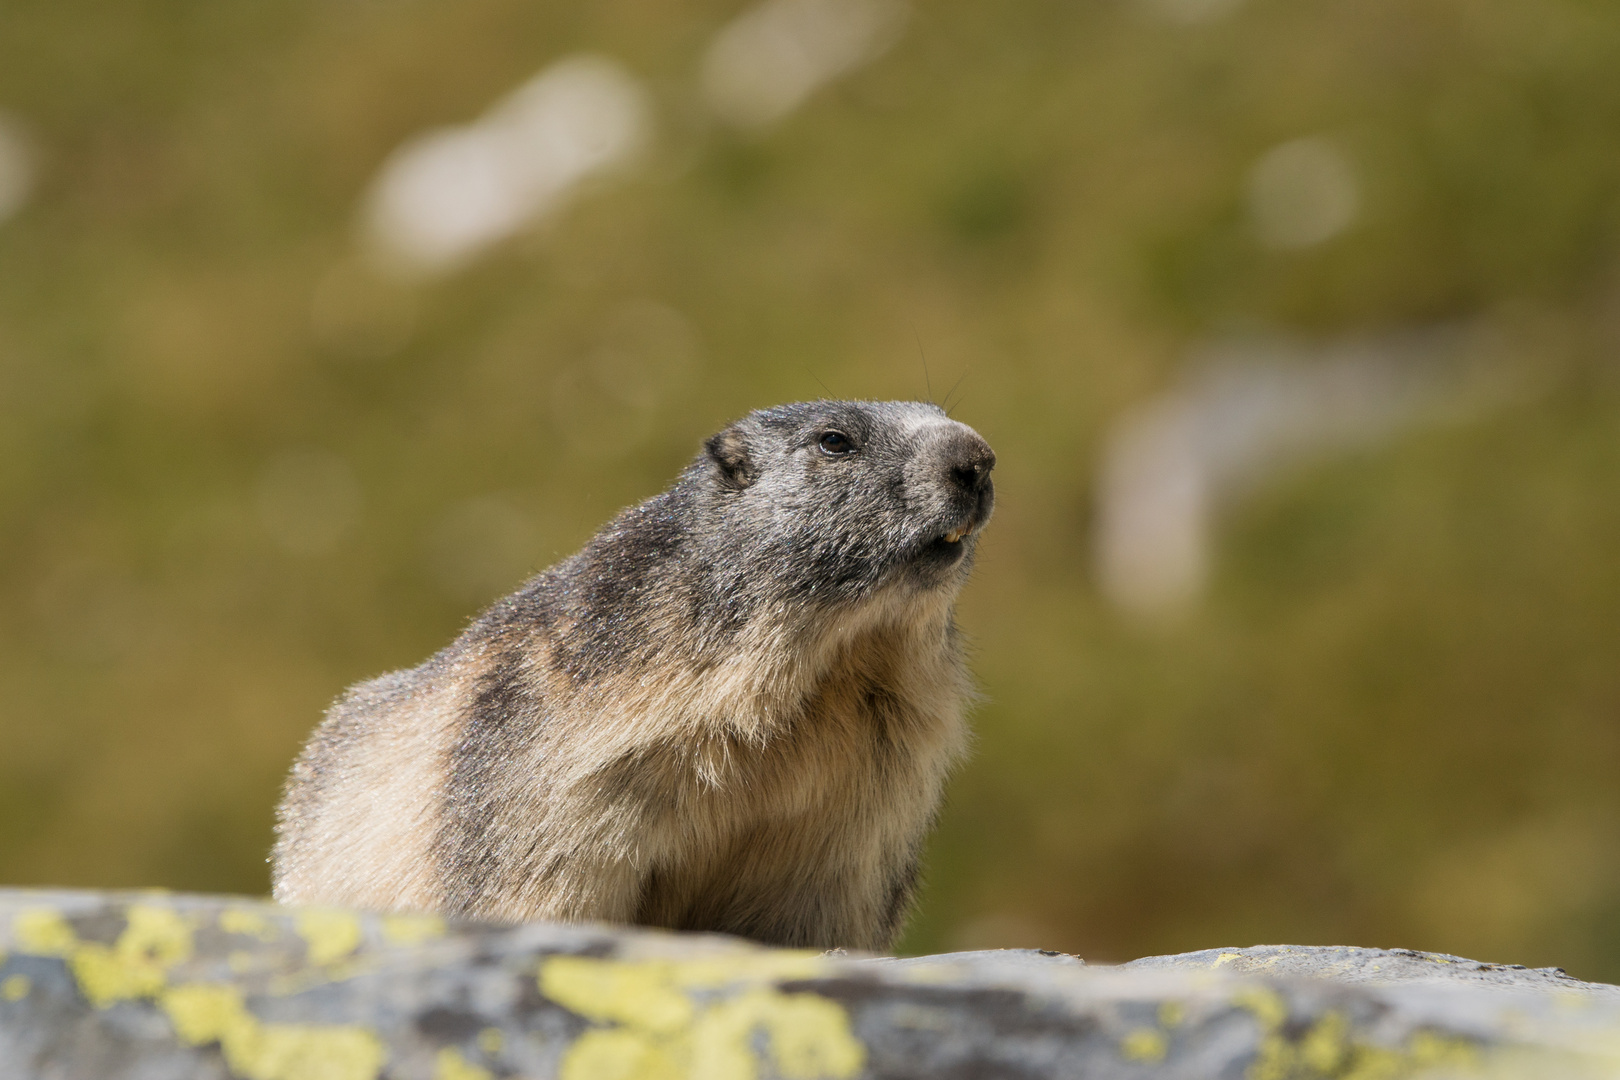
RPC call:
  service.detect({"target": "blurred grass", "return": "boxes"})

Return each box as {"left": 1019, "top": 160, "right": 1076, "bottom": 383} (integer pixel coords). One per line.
{"left": 3, "top": 0, "right": 1620, "bottom": 978}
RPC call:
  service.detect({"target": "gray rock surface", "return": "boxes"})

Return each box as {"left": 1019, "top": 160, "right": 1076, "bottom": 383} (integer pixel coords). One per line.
{"left": 3, "top": 888, "right": 1619, "bottom": 1079}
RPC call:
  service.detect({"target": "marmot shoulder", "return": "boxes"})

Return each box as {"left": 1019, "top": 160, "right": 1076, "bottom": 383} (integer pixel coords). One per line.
{"left": 272, "top": 399, "right": 995, "bottom": 951}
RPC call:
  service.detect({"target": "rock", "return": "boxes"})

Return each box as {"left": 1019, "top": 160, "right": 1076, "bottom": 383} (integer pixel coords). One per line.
{"left": 2, "top": 888, "right": 1618, "bottom": 1078}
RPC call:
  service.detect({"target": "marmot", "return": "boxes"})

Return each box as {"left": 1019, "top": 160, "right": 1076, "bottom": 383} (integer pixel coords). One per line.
{"left": 272, "top": 399, "right": 995, "bottom": 951}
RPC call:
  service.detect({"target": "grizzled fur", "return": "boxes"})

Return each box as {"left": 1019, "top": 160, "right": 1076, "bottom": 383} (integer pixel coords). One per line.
{"left": 272, "top": 400, "right": 995, "bottom": 951}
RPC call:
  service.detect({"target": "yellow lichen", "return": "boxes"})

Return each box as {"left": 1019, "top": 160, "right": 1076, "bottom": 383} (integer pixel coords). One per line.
{"left": 1121, "top": 1027, "right": 1168, "bottom": 1063}
{"left": 2, "top": 974, "right": 30, "bottom": 1001}
{"left": 71, "top": 944, "right": 167, "bottom": 1006}
{"left": 562, "top": 1028, "right": 682, "bottom": 1080}
{"left": 1236, "top": 985, "right": 1293, "bottom": 1080}
{"left": 1299, "top": 1010, "right": 1349, "bottom": 1073}
{"left": 1158, "top": 1001, "right": 1185, "bottom": 1028}
{"left": 68, "top": 904, "right": 194, "bottom": 1008}
{"left": 1248, "top": 1034, "right": 1291, "bottom": 1080}
{"left": 1231, "top": 980, "right": 1490, "bottom": 1080}
{"left": 1339, "top": 1045, "right": 1405, "bottom": 1080}
{"left": 6, "top": 902, "right": 386, "bottom": 1078}
{"left": 123, "top": 906, "right": 193, "bottom": 964}
{"left": 664, "top": 952, "right": 829, "bottom": 989}
{"left": 1234, "top": 986, "right": 1289, "bottom": 1032}
{"left": 162, "top": 982, "right": 385, "bottom": 1080}
{"left": 220, "top": 908, "right": 277, "bottom": 941}
{"left": 542, "top": 955, "right": 864, "bottom": 1080}
{"left": 380, "top": 913, "right": 445, "bottom": 948}
{"left": 476, "top": 1027, "right": 504, "bottom": 1055}
{"left": 1406, "top": 1030, "right": 1479, "bottom": 1070}
{"left": 542, "top": 957, "right": 696, "bottom": 1034}
{"left": 13, "top": 905, "right": 193, "bottom": 1007}
{"left": 13, "top": 909, "right": 77, "bottom": 956}
{"left": 164, "top": 984, "right": 250, "bottom": 1045}
{"left": 433, "top": 1047, "right": 494, "bottom": 1080}
{"left": 296, "top": 910, "right": 363, "bottom": 966}
{"left": 701, "top": 988, "right": 865, "bottom": 1080}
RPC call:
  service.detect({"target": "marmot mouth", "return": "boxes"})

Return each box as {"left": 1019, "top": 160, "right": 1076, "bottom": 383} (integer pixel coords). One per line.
{"left": 940, "top": 502, "right": 990, "bottom": 545}
{"left": 939, "top": 485, "right": 994, "bottom": 546}
{"left": 919, "top": 516, "right": 980, "bottom": 564}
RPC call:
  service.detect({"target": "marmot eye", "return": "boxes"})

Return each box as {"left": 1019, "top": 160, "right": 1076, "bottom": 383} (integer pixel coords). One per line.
{"left": 817, "top": 431, "right": 854, "bottom": 456}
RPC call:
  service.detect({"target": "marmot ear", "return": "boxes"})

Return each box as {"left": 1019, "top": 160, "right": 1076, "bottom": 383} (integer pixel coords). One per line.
{"left": 705, "top": 427, "right": 755, "bottom": 489}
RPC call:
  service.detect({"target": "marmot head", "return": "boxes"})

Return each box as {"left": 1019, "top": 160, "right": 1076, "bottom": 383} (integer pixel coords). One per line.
{"left": 696, "top": 400, "right": 995, "bottom": 607}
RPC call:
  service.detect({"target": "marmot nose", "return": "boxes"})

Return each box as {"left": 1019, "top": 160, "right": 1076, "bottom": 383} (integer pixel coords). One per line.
{"left": 945, "top": 437, "right": 996, "bottom": 495}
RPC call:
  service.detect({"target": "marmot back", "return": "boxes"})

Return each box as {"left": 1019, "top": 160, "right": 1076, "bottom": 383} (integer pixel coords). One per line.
{"left": 272, "top": 400, "right": 995, "bottom": 951}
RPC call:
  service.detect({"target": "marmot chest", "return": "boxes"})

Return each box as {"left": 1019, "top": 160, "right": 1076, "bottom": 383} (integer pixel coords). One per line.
{"left": 659, "top": 671, "right": 956, "bottom": 864}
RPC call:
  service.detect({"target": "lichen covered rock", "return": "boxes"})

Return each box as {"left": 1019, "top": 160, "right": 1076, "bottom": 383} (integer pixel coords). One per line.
{"left": 2, "top": 889, "right": 1619, "bottom": 1078}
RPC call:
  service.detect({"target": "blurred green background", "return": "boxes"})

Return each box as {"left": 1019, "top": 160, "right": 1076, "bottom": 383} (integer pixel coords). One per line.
{"left": 4, "top": 0, "right": 1620, "bottom": 978}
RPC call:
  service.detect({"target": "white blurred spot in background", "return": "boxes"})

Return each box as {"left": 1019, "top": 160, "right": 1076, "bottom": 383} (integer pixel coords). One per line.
{"left": 1137, "top": 0, "right": 1247, "bottom": 25}
{"left": 1247, "top": 136, "right": 1359, "bottom": 250}
{"left": 426, "top": 496, "right": 542, "bottom": 604}
{"left": 1094, "top": 327, "right": 1512, "bottom": 618}
{"left": 363, "top": 55, "right": 650, "bottom": 277}
{"left": 256, "top": 450, "right": 363, "bottom": 556}
{"left": 0, "top": 112, "right": 38, "bottom": 225}
{"left": 702, "top": 0, "right": 909, "bottom": 129}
